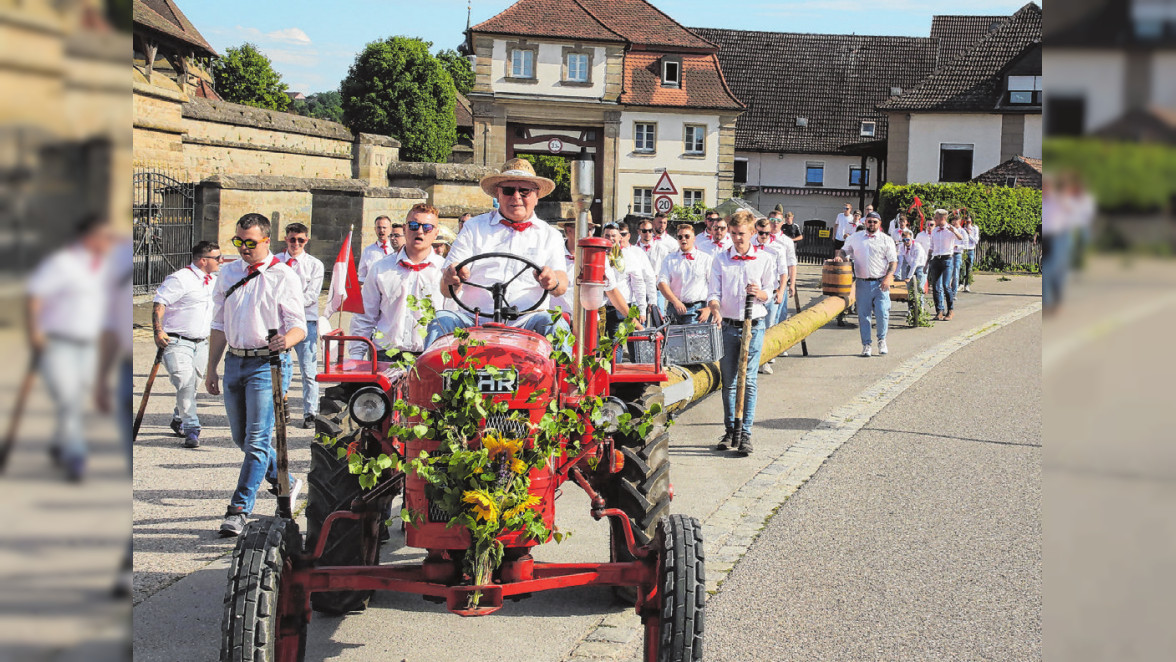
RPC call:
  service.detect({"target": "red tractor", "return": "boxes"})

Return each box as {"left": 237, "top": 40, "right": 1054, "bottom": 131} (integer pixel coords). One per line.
{"left": 219, "top": 239, "right": 705, "bottom": 661}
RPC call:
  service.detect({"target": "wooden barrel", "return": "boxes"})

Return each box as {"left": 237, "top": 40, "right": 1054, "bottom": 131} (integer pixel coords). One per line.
{"left": 821, "top": 260, "right": 854, "bottom": 297}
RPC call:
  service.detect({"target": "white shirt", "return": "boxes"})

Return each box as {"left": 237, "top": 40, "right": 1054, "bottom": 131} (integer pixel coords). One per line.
{"left": 898, "top": 240, "right": 927, "bottom": 273}
{"left": 658, "top": 248, "right": 713, "bottom": 304}
{"left": 610, "top": 250, "right": 647, "bottom": 309}
{"left": 27, "top": 244, "right": 109, "bottom": 342}
{"left": 962, "top": 224, "right": 980, "bottom": 250}
{"left": 636, "top": 239, "right": 671, "bottom": 275}
{"left": 889, "top": 223, "right": 909, "bottom": 244}
{"left": 756, "top": 236, "right": 796, "bottom": 287}
{"left": 153, "top": 262, "right": 217, "bottom": 339}
{"left": 652, "top": 231, "right": 679, "bottom": 255}
{"left": 105, "top": 240, "right": 134, "bottom": 357}
{"left": 707, "top": 246, "right": 775, "bottom": 321}
{"left": 350, "top": 249, "right": 448, "bottom": 356}
{"left": 622, "top": 244, "right": 656, "bottom": 307}
{"left": 549, "top": 251, "right": 576, "bottom": 315}
{"left": 275, "top": 250, "right": 325, "bottom": 320}
{"left": 834, "top": 212, "right": 857, "bottom": 241}
{"left": 444, "top": 210, "right": 566, "bottom": 316}
{"left": 841, "top": 231, "right": 898, "bottom": 280}
{"left": 358, "top": 239, "right": 394, "bottom": 283}
{"left": 211, "top": 254, "right": 307, "bottom": 349}
{"left": 915, "top": 230, "right": 932, "bottom": 254}
{"left": 696, "top": 234, "right": 732, "bottom": 257}
{"left": 929, "top": 225, "right": 963, "bottom": 256}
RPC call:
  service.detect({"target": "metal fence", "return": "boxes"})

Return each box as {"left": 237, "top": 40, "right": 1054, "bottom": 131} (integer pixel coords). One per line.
{"left": 797, "top": 220, "right": 833, "bottom": 265}
{"left": 133, "top": 165, "right": 195, "bottom": 294}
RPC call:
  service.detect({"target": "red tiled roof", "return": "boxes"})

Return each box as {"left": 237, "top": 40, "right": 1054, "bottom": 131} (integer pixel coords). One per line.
{"left": 972, "top": 155, "right": 1042, "bottom": 189}
{"left": 620, "top": 51, "right": 743, "bottom": 110}
{"left": 472, "top": 0, "right": 714, "bottom": 49}
{"left": 133, "top": 0, "right": 218, "bottom": 57}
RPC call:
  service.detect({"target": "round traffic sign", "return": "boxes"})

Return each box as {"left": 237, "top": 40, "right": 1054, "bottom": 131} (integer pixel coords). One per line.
{"left": 547, "top": 138, "right": 563, "bottom": 153}
{"left": 654, "top": 195, "right": 673, "bottom": 214}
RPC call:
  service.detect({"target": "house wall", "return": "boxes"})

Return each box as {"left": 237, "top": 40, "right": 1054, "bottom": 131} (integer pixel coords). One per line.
{"left": 1152, "top": 52, "right": 1176, "bottom": 108}
{"left": 737, "top": 151, "right": 878, "bottom": 222}
{"left": 906, "top": 113, "right": 1004, "bottom": 183}
{"left": 617, "top": 110, "right": 721, "bottom": 215}
{"left": 1023, "top": 114, "right": 1043, "bottom": 158}
{"left": 1043, "top": 49, "right": 1127, "bottom": 133}
{"left": 489, "top": 39, "right": 610, "bottom": 99}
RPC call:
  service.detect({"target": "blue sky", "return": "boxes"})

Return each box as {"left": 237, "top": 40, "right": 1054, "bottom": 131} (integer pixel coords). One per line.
{"left": 181, "top": 0, "right": 1032, "bottom": 94}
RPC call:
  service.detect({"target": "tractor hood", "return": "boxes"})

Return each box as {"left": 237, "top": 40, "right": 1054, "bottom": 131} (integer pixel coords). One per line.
{"left": 406, "top": 325, "right": 556, "bottom": 409}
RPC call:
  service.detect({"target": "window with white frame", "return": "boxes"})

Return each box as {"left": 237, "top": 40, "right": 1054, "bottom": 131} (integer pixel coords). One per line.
{"left": 510, "top": 48, "right": 534, "bottom": 79}
{"left": 684, "top": 125, "right": 705, "bottom": 155}
{"left": 1007, "top": 75, "right": 1042, "bottom": 104}
{"left": 634, "top": 122, "right": 656, "bottom": 153}
{"left": 805, "top": 162, "right": 824, "bottom": 187}
{"left": 633, "top": 188, "right": 653, "bottom": 215}
{"left": 566, "top": 52, "right": 589, "bottom": 82}
{"left": 683, "top": 189, "right": 704, "bottom": 207}
{"left": 860, "top": 120, "right": 876, "bottom": 137}
{"left": 662, "top": 57, "right": 681, "bottom": 87}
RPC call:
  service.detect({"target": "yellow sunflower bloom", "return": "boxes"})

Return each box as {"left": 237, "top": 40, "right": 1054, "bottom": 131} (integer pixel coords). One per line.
{"left": 483, "top": 433, "right": 523, "bottom": 459}
{"left": 504, "top": 495, "right": 542, "bottom": 520}
{"left": 509, "top": 457, "right": 528, "bottom": 475}
{"left": 462, "top": 490, "right": 499, "bottom": 525}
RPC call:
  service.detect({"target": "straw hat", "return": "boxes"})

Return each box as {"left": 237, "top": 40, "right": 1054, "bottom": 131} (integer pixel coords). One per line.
{"left": 479, "top": 158, "right": 556, "bottom": 198}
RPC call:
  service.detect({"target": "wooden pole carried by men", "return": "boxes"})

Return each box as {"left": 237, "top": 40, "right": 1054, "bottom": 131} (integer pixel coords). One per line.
{"left": 733, "top": 293, "right": 754, "bottom": 449}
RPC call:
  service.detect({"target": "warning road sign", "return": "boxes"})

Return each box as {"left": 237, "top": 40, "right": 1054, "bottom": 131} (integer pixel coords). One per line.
{"left": 654, "top": 195, "right": 674, "bottom": 214}
{"left": 653, "top": 171, "right": 677, "bottom": 195}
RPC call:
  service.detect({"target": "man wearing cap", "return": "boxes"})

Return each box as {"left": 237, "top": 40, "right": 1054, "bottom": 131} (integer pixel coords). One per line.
{"left": 274, "top": 223, "right": 324, "bottom": 429}
{"left": 350, "top": 204, "right": 450, "bottom": 360}
{"left": 358, "top": 215, "right": 394, "bottom": 284}
{"left": 427, "top": 159, "right": 570, "bottom": 345}
{"left": 151, "top": 241, "right": 222, "bottom": 448}
{"left": 206, "top": 213, "right": 306, "bottom": 537}
{"left": 836, "top": 212, "right": 897, "bottom": 357}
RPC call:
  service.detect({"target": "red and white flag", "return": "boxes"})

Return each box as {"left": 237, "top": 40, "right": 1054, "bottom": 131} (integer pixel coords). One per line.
{"left": 325, "top": 228, "right": 364, "bottom": 316}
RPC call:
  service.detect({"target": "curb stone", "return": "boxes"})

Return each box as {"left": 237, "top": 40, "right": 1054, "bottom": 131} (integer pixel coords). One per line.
{"left": 562, "top": 301, "right": 1042, "bottom": 661}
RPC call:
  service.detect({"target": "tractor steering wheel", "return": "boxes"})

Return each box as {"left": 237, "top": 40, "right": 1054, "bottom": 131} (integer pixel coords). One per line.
{"left": 447, "top": 252, "right": 553, "bottom": 323}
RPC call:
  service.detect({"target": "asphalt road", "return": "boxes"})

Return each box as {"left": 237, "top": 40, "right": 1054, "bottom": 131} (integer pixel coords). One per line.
{"left": 705, "top": 313, "right": 1041, "bottom": 661}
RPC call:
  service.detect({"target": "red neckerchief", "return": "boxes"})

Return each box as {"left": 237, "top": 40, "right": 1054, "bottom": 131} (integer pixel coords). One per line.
{"left": 730, "top": 248, "right": 755, "bottom": 261}
{"left": 641, "top": 242, "right": 651, "bottom": 252}
{"left": 399, "top": 259, "right": 432, "bottom": 272}
{"left": 497, "top": 213, "right": 531, "bottom": 232}
{"left": 379, "top": 241, "right": 389, "bottom": 255}
{"left": 189, "top": 265, "right": 211, "bottom": 285}
{"left": 247, "top": 255, "right": 279, "bottom": 274}
{"left": 286, "top": 256, "right": 297, "bottom": 267}
{"left": 682, "top": 252, "right": 695, "bottom": 261}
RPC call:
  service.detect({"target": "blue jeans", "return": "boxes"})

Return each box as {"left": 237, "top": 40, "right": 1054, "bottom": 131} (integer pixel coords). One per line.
{"left": 950, "top": 252, "right": 963, "bottom": 292}
{"left": 425, "top": 310, "right": 572, "bottom": 353}
{"left": 292, "top": 320, "right": 319, "bottom": 417}
{"left": 927, "top": 257, "right": 954, "bottom": 313}
{"left": 856, "top": 279, "right": 891, "bottom": 345}
{"left": 719, "top": 319, "right": 765, "bottom": 434}
{"left": 764, "top": 297, "right": 778, "bottom": 328}
{"left": 670, "top": 301, "right": 705, "bottom": 325}
{"left": 1042, "top": 232, "right": 1071, "bottom": 309}
{"left": 772, "top": 292, "right": 790, "bottom": 326}
{"left": 223, "top": 353, "right": 292, "bottom": 515}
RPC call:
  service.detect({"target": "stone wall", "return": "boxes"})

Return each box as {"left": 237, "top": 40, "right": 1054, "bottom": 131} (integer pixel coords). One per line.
{"left": 386, "top": 161, "right": 496, "bottom": 220}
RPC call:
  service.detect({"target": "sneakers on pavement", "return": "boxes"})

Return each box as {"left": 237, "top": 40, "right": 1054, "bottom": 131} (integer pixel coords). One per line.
{"left": 183, "top": 430, "right": 200, "bottom": 448}
{"left": 780, "top": 351, "right": 788, "bottom": 357}
{"left": 964, "top": 285, "right": 972, "bottom": 293}
{"left": 219, "top": 510, "right": 247, "bottom": 537}
{"left": 758, "top": 363, "right": 773, "bottom": 375}
{"left": 860, "top": 344, "right": 872, "bottom": 357}
{"left": 878, "top": 340, "right": 888, "bottom": 355}
{"left": 269, "top": 477, "right": 304, "bottom": 505}
{"left": 304, "top": 415, "right": 315, "bottom": 430}
{"left": 170, "top": 418, "right": 183, "bottom": 437}
{"left": 715, "top": 430, "right": 734, "bottom": 451}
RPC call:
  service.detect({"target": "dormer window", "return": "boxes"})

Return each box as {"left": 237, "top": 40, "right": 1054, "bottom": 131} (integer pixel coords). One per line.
{"left": 796, "top": 117, "right": 808, "bottom": 127}
{"left": 661, "top": 56, "right": 681, "bottom": 88}
{"left": 1007, "top": 75, "right": 1042, "bottom": 105}
{"left": 1133, "top": 0, "right": 1176, "bottom": 39}
{"left": 860, "top": 121, "right": 876, "bottom": 137}
{"left": 890, "top": 86, "right": 903, "bottom": 97}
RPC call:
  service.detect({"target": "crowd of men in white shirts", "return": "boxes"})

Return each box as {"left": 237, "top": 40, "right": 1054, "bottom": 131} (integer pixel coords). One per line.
{"left": 139, "top": 156, "right": 993, "bottom": 536}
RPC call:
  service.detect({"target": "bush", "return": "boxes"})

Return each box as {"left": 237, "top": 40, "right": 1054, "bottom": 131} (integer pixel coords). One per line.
{"left": 879, "top": 182, "right": 1041, "bottom": 238}
{"left": 1044, "top": 138, "right": 1176, "bottom": 213}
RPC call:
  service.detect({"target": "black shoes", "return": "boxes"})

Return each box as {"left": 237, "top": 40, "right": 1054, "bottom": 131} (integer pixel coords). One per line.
{"left": 736, "top": 433, "right": 753, "bottom": 456}
{"left": 304, "top": 414, "right": 315, "bottom": 430}
{"left": 170, "top": 418, "right": 183, "bottom": 437}
{"left": 715, "top": 430, "right": 734, "bottom": 450}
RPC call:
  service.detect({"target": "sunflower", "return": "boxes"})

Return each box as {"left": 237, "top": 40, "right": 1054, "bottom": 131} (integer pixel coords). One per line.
{"left": 462, "top": 490, "right": 499, "bottom": 526}
{"left": 503, "top": 495, "right": 542, "bottom": 520}
{"left": 482, "top": 432, "right": 524, "bottom": 459}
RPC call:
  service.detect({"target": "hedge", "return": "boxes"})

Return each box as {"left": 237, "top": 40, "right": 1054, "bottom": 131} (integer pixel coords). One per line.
{"left": 879, "top": 182, "right": 1041, "bottom": 238}
{"left": 1043, "top": 138, "right": 1176, "bottom": 213}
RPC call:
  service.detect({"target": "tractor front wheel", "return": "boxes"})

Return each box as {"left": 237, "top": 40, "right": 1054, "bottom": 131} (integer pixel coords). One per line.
{"left": 649, "top": 514, "right": 705, "bottom": 662}
{"left": 220, "top": 517, "right": 306, "bottom": 662}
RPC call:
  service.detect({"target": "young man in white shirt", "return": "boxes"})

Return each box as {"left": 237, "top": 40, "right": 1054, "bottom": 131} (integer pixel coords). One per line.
{"left": 897, "top": 229, "right": 928, "bottom": 292}
{"left": 619, "top": 223, "right": 656, "bottom": 320}
{"left": 925, "top": 209, "right": 965, "bottom": 321}
{"left": 837, "top": 212, "right": 898, "bottom": 357}
{"left": 357, "top": 215, "right": 394, "bottom": 283}
{"left": 657, "top": 223, "right": 713, "bottom": 325}
{"left": 350, "top": 204, "right": 449, "bottom": 360}
{"left": 696, "top": 217, "right": 731, "bottom": 256}
{"left": 25, "top": 214, "right": 115, "bottom": 481}
{"left": 430, "top": 159, "right": 570, "bottom": 346}
{"left": 708, "top": 211, "right": 776, "bottom": 456}
{"left": 650, "top": 213, "right": 679, "bottom": 254}
{"left": 275, "top": 223, "right": 325, "bottom": 428}
{"left": 889, "top": 214, "right": 910, "bottom": 244}
{"left": 152, "top": 241, "right": 222, "bottom": 447}
{"left": 833, "top": 203, "right": 854, "bottom": 250}
{"left": 206, "top": 213, "right": 307, "bottom": 537}
{"left": 603, "top": 224, "right": 648, "bottom": 325}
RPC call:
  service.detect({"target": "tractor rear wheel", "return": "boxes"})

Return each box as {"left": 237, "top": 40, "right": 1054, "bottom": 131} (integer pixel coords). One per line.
{"left": 220, "top": 517, "right": 306, "bottom": 662}
{"left": 651, "top": 514, "right": 705, "bottom": 662}
{"left": 306, "top": 384, "right": 389, "bottom": 615}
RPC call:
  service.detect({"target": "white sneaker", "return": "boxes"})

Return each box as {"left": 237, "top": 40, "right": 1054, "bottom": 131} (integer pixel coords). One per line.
{"left": 860, "top": 345, "right": 872, "bottom": 357}
{"left": 964, "top": 285, "right": 972, "bottom": 292}
{"left": 878, "top": 340, "right": 888, "bottom": 355}
{"left": 759, "top": 363, "right": 773, "bottom": 375}
{"left": 781, "top": 351, "right": 789, "bottom": 357}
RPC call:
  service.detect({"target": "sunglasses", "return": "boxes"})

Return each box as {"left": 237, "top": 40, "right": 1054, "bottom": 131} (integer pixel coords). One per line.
{"left": 231, "top": 237, "right": 261, "bottom": 249}
{"left": 640, "top": 228, "right": 654, "bottom": 233}
{"left": 620, "top": 231, "right": 630, "bottom": 235}
{"left": 200, "top": 254, "right": 224, "bottom": 261}
{"left": 499, "top": 186, "right": 537, "bottom": 197}
{"left": 406, "top": 221, "right": 435, "bottom": 232}
{"left": 286, "top": 236, "right": 307, "bottom": 244}
{"left": 676, "top": 234, "right": 691, "bottom": 239}
{"left": 757, "top": 231, "right": 771, "bottom": 236}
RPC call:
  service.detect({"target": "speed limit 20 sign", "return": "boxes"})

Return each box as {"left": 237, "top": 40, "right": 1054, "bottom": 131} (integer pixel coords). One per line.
{"left": 654, "top": 195, "right": 673, "bottom": 214}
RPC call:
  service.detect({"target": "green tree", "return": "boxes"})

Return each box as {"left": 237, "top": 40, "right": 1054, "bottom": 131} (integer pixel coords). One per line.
{"left": 291, "top": 91, "right": 345, "bottom": 123}
{"left": 340, "top": 37, "right": 457, "bottom": 163}
{"left": 211, "top": 43, "right": 290, "bottom": 111}
{"left": 436, "top": 49, "right": 475, "bottom": 96}
{"left": 517, "top": 154, "right": 570, "bottom": 200}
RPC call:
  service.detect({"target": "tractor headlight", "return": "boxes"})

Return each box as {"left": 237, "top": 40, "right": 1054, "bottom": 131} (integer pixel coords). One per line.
{"left": 348, "top": 387, "right": 389, "bottom": 427}
{"left": 594, "top": 397, "right": 627, "bottom": 434}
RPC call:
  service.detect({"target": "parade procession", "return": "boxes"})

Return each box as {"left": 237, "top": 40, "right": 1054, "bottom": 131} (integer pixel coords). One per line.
{"left": 0, "top": 0, "right": 1048, "bottom": 660}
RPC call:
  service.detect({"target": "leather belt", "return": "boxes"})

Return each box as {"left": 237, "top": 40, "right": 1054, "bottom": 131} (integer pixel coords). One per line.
{"left": 722, "top": 317, "right": 763, "bottom": 327}
{"left": 930, "top": 255, "right": 951, "bottom": 260}
{"left": 682, "top": 301, "right": 705, "bottom": 307}
{"left": 170, "top": 334, "right": 207, "bottom": 343}
{"left": 227, "top": 346, "right": 283, "bottom": 358}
